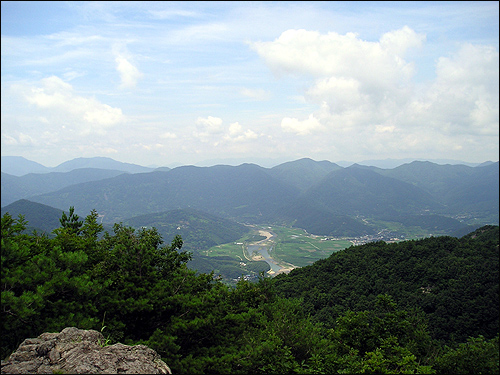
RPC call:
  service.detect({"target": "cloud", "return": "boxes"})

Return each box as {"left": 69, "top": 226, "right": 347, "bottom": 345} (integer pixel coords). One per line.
{"left": 115, "top": 55, "right": 143, "bottom": 89}
{"left": 251, "top": 26, "right": 425, "bottom": 136}
{"left": 223, "top": 122, "right": 258, "bottom": 142}
{"left": 196, "top": 116, "right": 223, "bottom": 132}
{"left": 250, "top": 27, "right": 424, "bottom": 86}
{"left": 281, "top": 114, "right": 324, "bottom": 135}
{"left": 159, "top": 132, "right": 177, "bottom": 139}
{"left": 252, "top": 27, "right": 498, "bottom": 159}
{"left": 407, "top": 43, "right": 499, "bottom": 136}
{"left": 193, "top": 116, "right": 260, "bottom": 146}
{"left": 24, "top": 76, "right": 124, "bottom": 134}
{"left": 194, "top": 116, "right": 223, "bottom": 142}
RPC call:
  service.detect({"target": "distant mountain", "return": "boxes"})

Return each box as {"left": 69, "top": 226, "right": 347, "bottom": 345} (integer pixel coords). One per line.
{"left": 52, "top": 157, "right": 154, "bottom": 174}
{"left": 1, "top": 168, "right": 127, "bottom": 207}
{"left": 1, "top": 156, "right": 156, "bottom": 176}
{"left": 1, "top": 199, "right": 64, "bottom": 235}
{"left": 280, "top": 198, "right": 375, "bottom": 237}
{"left": 28, "top": 164, "right": 301, "bottom": 224}
{"left": 477, "top": 161, "right": 496, "bottom": 167}
{"left": 387, "top": 214, "right": 470, "bottom": 234}
{"left": 277, "top": 165, "right": 445, "bottom": 236}
{"left": 269, "top": 158, "right": 342, "bottom": 192}
{"left": 300, "top": 165, "right": 443, "bottom": 217}
{"left": 1, "top": 156, "right": 50, "bottom": 176}
{"left": 194, "top": 156, "right": 290, "bottom": 168}
{"left": 356, "top": 158, "right": 482, "bottom": 169}
{"left": 4, "top": 158, "right": 498, "bottom": 238}
{"left": 153, "top": 166, "right": 171, "bottom": 172}
{"left": 379, "top": 161, "right": 499, "bottom": 216}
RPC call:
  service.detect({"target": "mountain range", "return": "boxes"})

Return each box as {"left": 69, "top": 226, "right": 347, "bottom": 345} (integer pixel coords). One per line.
{"left": 1, "top": 156, "right": 160, "bottom": 176}
{"left": 1, "top": 156, "right": 498, "bottom": 238}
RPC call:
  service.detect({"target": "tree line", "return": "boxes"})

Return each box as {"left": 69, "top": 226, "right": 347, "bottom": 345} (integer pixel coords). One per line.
{"left": 2, "top": 207, "right": 498, "bottom": 373}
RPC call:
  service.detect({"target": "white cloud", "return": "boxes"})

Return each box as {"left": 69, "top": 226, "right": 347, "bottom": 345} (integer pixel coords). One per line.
{"left": 224, "top": 122, "right": 259, "bottom": 142}
{"left": 2, "top": 132, "right": 38, "bottom": 146}
{"left": 148, "top": 9, "right": 199, "bottom": 19}
{"left": 251, "top": 27, "right": 497, "bottom": 160}
{"left": 250, "top": 27, "right": 423, "bottom": 88}
{"left": 281, "top": 114, "right": 324, "bottom": 135}
{"left": 115, "top": 55, "right": 143, "bottom": 89}
{"left": 159, "top": 132, "right": 177, "bottom": 139}
{"left": 379, "top": 26, "right": 425, "bottom": 56}
{"left": 24, "top": 76, "right": 125, "bottom": 135}
{"left": 228, "top": 122, "right": 243, "bottom": 136}
{"left": 408, "top": 43, "right": 499, "bottom": 136}
{"left": 194, "top": 116, "right": 224, "bottom": 142}
{"left": 196, "top": 116, "right": 223, "bottom": 132}
{"left": 306, "top": 76, "right": 366, "bottom": 112}
{"left": 193, "top": 117, "right": 260, "bottom": 146}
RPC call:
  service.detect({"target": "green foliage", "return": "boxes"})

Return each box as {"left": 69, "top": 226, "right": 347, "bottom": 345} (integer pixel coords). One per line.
{"left": 273, "top": 228, "right": 499, "bottom": 343}
{"left": 1, "top": 211, "right": 100, "bottom": 358}
{"left": 124, "top": 208, "right": 250, "bottom": 252}
{"left": 432, "top": 335, "right": 499, "bottom": 374}
{"left": 320, "top": 295, "right": 435, "bottom": 373}
{"left": 57, "top": 206, "right": 83, "bottom": 235}
{"left": 2, "top": 210, "right": 498, "bottom": 374}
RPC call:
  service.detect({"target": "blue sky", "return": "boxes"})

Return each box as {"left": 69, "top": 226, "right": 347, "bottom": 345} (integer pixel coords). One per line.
{"left": 1, "top": 1, "right": 498, "bottom": 167}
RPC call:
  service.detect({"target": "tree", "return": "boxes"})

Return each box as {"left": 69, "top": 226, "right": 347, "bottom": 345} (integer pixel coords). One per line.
{"left": 433, "top": 335, "right": 499, "bottom": 374}
{"left": 319, "top": 295, "right": 436, "bottom": 374}
{"left": 58, "top": 206, "right": 83, "bottom": 235}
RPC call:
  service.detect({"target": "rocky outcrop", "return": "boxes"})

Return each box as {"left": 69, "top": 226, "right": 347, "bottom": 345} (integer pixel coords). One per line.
{"left": 1, "top": 327, "right": 172, "bottom": 374}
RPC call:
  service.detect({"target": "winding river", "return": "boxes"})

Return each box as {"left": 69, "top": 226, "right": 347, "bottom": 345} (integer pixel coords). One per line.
{"left": 247, "top": 244, "right": 282, "bottom": 273}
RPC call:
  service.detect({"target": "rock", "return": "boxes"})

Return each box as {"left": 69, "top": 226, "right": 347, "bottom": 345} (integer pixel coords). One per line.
{"left": 1, "top": 327, "right": 172, "bottom": 374}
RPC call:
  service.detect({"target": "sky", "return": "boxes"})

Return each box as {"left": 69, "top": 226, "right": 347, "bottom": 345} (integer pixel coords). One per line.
{"left": 1, "top": 1, "right": 499, "bottom": 168}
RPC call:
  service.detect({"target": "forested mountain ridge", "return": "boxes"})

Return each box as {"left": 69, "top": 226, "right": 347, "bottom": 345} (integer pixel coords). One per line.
{"left": 268, "top": 157, "right": 342, "bottom": 192}
{"left": 2, "top": 158, "right": 498, "bottom": 237}
{"left": 0, "top": 199, "right": 64, "bottom": 234}
{"left": 294, "top": 165, "right": 443, "bottom": 216}
{"left": 124, "top": 208, "right": 250, "bottom": 252}
{"left": 380, "top": 161, "right": 499, "bottom": 215}
{"left": 0, "top": 199, "right": 263, "bottom": 280}
{"left": 2, "top": 209, "right": 498, "bottom": 374}
{"left": 1, "top": 169, "right": 128, "bottom": 207}
{"left": 273, "top": 225, "right": 499, "bottom": 344}
{"left": 25, "top": 164, "right": 302, "bottom": 224}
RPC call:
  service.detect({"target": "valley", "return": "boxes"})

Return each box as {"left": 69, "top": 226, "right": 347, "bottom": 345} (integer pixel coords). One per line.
{"left": 198, "top": 218, "right": 484, "bottom": 284}
{"left": 205, "top": 225, "right": 352, "bottom": 282}
{"left": 1, "top": 156, "right": 498, "bottom": 284}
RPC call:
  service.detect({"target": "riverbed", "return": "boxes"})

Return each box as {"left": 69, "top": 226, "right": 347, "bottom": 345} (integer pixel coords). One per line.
{"left": 246, "top": 229, "right": 297, "bottom": 275}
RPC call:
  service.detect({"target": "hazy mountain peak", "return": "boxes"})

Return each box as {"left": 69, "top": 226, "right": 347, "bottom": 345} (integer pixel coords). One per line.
{"left": 1, "top": 156, "right": 50, "bottom": 176}
{"left": 52, "top": 157, "right": 153, "bottom": 174}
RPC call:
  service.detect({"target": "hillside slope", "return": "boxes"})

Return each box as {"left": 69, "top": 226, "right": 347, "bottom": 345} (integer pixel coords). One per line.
{"left": 1, "top": 199, "right": 64, "bottom": 235}
{"left": 28, "top": 164, "right": 301, "bottom": 224}
{"left": 273, "top": 225, "right": 499, "bottom": 343}
{"left": 1, "top": 169, "right": 127, "bottom": 207}
{"left": 268, "top": 157, "right": 342, "bottom": 192}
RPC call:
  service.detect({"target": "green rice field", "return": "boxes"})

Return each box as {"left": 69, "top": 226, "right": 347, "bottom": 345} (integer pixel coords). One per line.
{"left": 204, "top": 225, "right": 352, "bottom": 269}
{"left": 270, "top": 226, "right": 351, "bottom": 267}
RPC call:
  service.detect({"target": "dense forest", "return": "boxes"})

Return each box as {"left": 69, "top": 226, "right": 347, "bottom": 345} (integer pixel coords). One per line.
{"left": 1, "top": 208, "right": 498, "bottom": 374}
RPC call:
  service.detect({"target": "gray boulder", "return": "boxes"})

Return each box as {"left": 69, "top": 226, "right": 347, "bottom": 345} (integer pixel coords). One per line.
{"left": 1, "top": 327, "right": 172, "bottom": 374}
